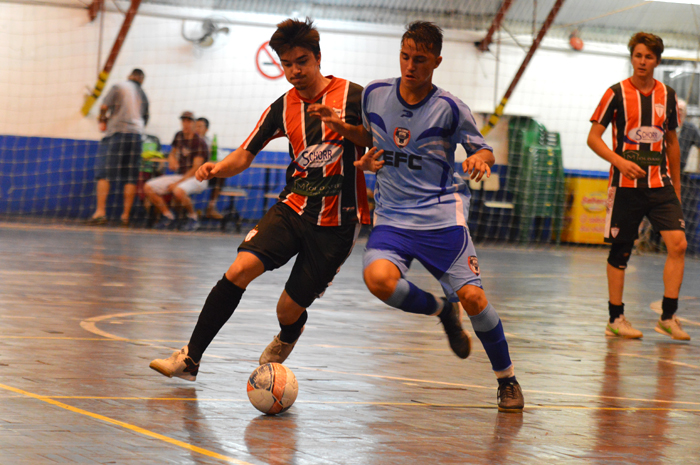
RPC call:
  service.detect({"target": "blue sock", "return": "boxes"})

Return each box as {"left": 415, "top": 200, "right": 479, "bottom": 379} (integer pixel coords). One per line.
{"left": 469, "top": 303, "right": 512, "bottom": 372}
{"left": 383, "top": 278, "right": 440, "bottom": 315}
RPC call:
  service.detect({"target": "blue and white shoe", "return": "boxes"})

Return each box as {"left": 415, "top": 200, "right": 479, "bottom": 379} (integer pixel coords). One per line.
{"left": 154, "top": 216, "right": 174, "bottom": 230}
{"left": 181, "top": 218, "right": 200, "bottom": 231}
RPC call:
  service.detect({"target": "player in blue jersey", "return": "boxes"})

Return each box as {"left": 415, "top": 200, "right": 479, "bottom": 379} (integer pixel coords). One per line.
{"left": 309, "top": 21, "right": 524, "bottom": 413}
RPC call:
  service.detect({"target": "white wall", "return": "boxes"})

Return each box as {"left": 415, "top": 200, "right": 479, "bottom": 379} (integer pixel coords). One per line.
{"left": 0, "top": 2, "right": 686, "bottom": 171}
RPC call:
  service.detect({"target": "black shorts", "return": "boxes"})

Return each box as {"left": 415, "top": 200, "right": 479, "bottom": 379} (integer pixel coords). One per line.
{"left": 238, "top": 203, "right": 359, "bottom": 308}
{"left": 604, "top": 185, "right": 685, "bottom": 243}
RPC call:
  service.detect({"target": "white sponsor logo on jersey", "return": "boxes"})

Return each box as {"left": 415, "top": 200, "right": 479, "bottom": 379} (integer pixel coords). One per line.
{"left": 294, "top": 142, "right": 342, "bottom": 172}
{"left": 627, "top": 126, "right": 663, "bottom": 144}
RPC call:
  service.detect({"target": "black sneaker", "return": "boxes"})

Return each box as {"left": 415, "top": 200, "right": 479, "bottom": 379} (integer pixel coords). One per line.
{"left": 497, "top": 381, "right": 524, "bottom": 413}
{"left": 438, "top": 298, "right": 471, "bottom": 359}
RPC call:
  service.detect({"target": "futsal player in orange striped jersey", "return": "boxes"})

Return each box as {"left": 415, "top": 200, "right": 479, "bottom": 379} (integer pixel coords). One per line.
{"left": 150, "top": 18, "right": 371, "bottom": 381}
{"left": 588, "top": 32, "right": 689, "bottom": 340}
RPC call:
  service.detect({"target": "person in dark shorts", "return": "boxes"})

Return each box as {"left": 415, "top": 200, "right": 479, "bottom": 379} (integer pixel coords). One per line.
{"left": 89, "top": 68, "right": 149, "bottom": 226}
{"left": 588, "top": 32, "right": 689, "bottom": 340}
{"left": 149, "top": 18, "right": 370, "bottom": 381}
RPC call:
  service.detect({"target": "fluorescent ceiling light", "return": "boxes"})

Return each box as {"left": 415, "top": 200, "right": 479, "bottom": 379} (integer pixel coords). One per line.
{"left": 650, "top": 0, "right": 700, "bottom": 5}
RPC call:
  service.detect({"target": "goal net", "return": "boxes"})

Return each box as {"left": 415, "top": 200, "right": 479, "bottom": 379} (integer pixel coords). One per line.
{"left": 1, "top": 0, "right": 698, "bottom": 255}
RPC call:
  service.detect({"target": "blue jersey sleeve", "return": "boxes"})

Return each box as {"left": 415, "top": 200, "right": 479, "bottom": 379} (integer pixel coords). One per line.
{"left": 456, "top": 100, "right": 492, "bottom": 156}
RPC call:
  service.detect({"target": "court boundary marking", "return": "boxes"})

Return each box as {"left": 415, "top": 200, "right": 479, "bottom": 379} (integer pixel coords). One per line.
{"left": 0, "top": 381, "right": 254, "bottom": 464}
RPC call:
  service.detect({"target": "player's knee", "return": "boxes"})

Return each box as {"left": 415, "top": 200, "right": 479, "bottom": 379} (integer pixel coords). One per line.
{"left": 666, "top": 234, "right": 687, "bottom": 258}
{"left": 607, "top": 242, "right": 634, "bottom": 269}
{"left": 363, "top": 266, "right": 397, "bottom": 300}
{"left": 457, "top": 284, "right": 487, "bottom": 315}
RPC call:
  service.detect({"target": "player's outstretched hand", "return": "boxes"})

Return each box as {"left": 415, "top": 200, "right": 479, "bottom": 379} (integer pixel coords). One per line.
{"left": 354, "top": 147, "right": 385, "bottom": 173}
{"left": 462, "top": 156, "right": 491, "bottom": 182}
{"left": 307, "top": 104, "right": 344, "bottom": 132}
{"left": 615, "top": 158, "right": 646, "bottom": 180}
{"left": 196, "top": 162, "right": 217, "bottom": 182}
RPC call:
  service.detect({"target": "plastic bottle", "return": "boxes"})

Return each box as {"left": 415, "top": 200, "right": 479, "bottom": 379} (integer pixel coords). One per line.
{"left": 211, "top": 134, "right": 218, "bottom": 162}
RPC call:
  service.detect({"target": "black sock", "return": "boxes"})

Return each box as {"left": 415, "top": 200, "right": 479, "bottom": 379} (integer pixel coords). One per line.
{"left": 497, "top": 376, "right": 517, "bottom": 386}
{"left": 609, "top": 302, "right": 624, "bottom": 323}
{"left": 661, "top": 296, "right": 678, "bottom": 321}
{"left": 279, "top": 310, "right": 308, "bottom": 344}
{"left": 187, "top": 274, "right": 244, "bottom": 363}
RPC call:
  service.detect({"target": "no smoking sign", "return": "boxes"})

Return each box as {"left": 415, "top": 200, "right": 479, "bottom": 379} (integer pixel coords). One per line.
{"left": 256, "top": 41, "right": 284, "bottom": 80}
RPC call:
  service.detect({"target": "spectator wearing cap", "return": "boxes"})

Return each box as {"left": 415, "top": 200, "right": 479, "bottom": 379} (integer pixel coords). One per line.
{"left": 143, "top": 111, "right": 209, "bottom": 231}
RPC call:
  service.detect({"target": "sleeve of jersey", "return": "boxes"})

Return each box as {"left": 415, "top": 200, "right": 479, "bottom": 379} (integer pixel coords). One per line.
{"left": 590, "top": 88, "right": 616, "bottom": 127}
{"left": 241, "top": 105, "right": 284, "bottom": 155}
{"left": 668, "top": 92, "right": 680, "bottom": 132}
{"left": 458, "top": 102, "right": 493, "bottom": 156}
{"left": 360, "top": 87, "right": 372, "bottom": 135}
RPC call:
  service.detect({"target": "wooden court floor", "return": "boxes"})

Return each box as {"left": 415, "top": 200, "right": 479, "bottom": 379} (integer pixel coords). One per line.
{"left": 1, "top": 223, "right": 700, "bottom": 464}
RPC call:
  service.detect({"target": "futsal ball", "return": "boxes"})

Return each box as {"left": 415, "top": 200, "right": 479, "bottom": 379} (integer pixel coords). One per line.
{"left": 247, "top": 363, "right": 298, "bottom": 415}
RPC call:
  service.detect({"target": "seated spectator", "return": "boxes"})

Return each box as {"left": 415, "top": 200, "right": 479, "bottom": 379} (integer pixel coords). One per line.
{"left": 143, "top": 111, "right": 208, "bottom": 231}
{"left": 195, "top": 117, "right": 224, "bottom": 220}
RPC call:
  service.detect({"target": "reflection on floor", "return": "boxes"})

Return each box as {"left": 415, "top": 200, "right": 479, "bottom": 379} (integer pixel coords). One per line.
{"left": 1, "top": 224, "right": 699, "bottom": 464}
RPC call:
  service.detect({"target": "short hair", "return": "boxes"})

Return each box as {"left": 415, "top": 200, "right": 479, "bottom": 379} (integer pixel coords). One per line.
{"left": 402, "top": 21, "right": 443, "bottom": 57}
{"left": 196, "top": 117, "right": 209, "bottom": 129}
{"left": 130, "top": 68, "right": 145, "bottom": 80}
{"left": 628, "top": 32, "right": 664, "bottom": 61}
{"left": 269, "top": 18, "right": 320, "bottom": 57}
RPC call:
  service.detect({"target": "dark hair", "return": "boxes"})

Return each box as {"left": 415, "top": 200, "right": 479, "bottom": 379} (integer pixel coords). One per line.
{"left": 130, "top": 68, "right": 145, "bottom": 79}
{"left": 196, "top": 117, "right": 209, "bottom": 129}
{"left": 269, "top": 18, "right": 320, "bottom": 57}
{"left": 402, "top": 21, "right": 443, "bottom": 57}
{"left": 628, "top": 32, "right": 664, "bottom": 61}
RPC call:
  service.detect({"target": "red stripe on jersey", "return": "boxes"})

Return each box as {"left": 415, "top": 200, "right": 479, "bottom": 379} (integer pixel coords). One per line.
{"left": 242, "top": 106, "right": 284, "bottom": 151}
{"left": 591, "top": 88, "right": 615, "bottom": 124}
{"left": 619, "top": 80, "right": 639, "bottom": 187}
{"left": 317, "top": 83, "right": 350, "bottom": 226}
{"left": 283, "top": 192, "right": 307, "bottom": 215}
{"left": 649, "top": 83, "right": 668, "bottom": 188}
{"left": 284, "top": 92, "right": 307, "bottom": 157}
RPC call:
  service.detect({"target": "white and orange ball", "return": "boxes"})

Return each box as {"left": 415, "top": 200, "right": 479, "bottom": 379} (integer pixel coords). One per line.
{"left": 247, "top": 363, "right": 298, "bottom": 415}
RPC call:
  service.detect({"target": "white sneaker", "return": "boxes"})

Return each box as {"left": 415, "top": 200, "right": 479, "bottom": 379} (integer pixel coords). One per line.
{"left": 605, "top": 315, "right": 643, "bottom": 339}
{"left": 655, "top": 316, "right": 691, "bottom": 341}
{"left": 149, "top": 346, "right": 199, "bottom": 381}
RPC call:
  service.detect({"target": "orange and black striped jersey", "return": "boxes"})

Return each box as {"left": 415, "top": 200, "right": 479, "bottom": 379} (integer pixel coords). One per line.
{"left": 590, "top": 78, "right": 680, "bottom": 188}
{"left": 242, "top": 76, "right": 370, "bottom": 226}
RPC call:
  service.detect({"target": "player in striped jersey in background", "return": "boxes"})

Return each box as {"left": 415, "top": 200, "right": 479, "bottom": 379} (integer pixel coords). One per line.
{"left": 588, "top": 32, "right": 689, "bottom": 341}
{"left": 149, "top": 18, "right": 370, "bottom": 381}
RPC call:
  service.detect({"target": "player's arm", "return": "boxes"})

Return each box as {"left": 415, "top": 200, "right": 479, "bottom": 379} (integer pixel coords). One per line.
{"left": 462, "top": 149, "right": 494, "bottom": 182}
{"left": 666, "top": 129, "right": 682, "bottom": 200}
{"left": 587, "top": 122, "right": 645, "bottom": 180}
{"left": 307, "top": 104, "right": 373, "bottom": 147}
{"left": 196, "top": 147, "right": 255, "bottom": 181}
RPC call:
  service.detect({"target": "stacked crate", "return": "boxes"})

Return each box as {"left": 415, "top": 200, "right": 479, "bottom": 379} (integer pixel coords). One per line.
{"left": 506, "top": 117, "right": 566, "bottom": 243}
